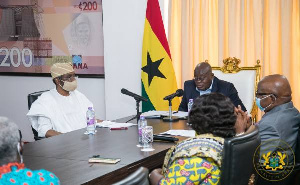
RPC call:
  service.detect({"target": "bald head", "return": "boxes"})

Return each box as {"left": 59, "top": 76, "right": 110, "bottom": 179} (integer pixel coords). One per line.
{"left": 193, "top": 62, "right": 214, "bottom": 91}
{"left": 194, "top": 62, "right": 212, "bottom": 75}
{"left": 259, "top": 74, "right": 291, "bottom": 97}
{"left": 257, "top": 74, "right": 292, "bottom": 109}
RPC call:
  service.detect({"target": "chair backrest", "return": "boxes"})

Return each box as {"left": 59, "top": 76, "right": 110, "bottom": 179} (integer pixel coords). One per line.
{"left": 212, "top": 57, "right": 261, "bottom": 122}
{"left": 27, "top": 90, "right": 49, "bottom": 141}
{"left": 112, "top": 167, "right": 149, "bottom": 185}
{"left": 220, "top": 127, "right": 261, "bottom": 185}
{"left": 28, "top": 90, "right": 49, "bottom": 110}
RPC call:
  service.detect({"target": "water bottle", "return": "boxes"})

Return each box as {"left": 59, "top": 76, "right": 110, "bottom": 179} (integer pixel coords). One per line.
{"left": 86, "top": 107, "right": 96, "bottom": 135}
{"left": 138, "top": 116, "right": 147, "bottom": 146}
{"left": 188, "top": 99, "right": 194, "bottom": 112}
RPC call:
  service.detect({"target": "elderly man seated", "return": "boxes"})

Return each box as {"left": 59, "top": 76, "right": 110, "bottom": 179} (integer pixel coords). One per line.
{"left": 0, "top": 117, "right": 60, "bottom": 184}
{"left": 229, "top": 74, "right": 300, "bottom": 185}
{"left": 255, "top": 75, "right": 300, "bottom": 185}
{"left": 179, "top": 62, "right": 247, "bottom": 112}
{"left": 27, "top": 63, "right": 99, "bottom": 138}
{"left": 255, "top": 74, "right": 300, "bottom": 152}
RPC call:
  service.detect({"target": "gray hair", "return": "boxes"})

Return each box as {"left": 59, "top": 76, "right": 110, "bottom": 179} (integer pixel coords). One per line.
{"left": 0, "top": 117, "right": 20, "bottom": 165}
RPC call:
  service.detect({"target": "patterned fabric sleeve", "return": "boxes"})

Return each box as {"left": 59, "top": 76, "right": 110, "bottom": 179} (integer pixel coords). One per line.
{"left": 0, "top": 168, "right": 60, "bottom": 185}
{"left": 159, "top": 156, "right": 220, "bottom": 185}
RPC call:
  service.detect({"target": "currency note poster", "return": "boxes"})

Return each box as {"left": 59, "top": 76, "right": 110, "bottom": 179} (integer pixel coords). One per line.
{"left": 0, "top": 0, "right": 104, "bottom": 77}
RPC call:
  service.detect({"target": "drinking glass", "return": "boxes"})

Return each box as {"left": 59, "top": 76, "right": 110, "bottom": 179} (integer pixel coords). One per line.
{"left": 141, "top": 126, "right": 154, "bottom": 151}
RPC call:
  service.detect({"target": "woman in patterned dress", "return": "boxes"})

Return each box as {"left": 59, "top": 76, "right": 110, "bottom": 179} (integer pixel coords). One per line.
{"left": 150, "top": 93, "right": 248, "bottom": 185}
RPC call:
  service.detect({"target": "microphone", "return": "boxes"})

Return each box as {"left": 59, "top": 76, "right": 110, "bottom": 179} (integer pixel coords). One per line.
{"left": 121, "top": 88, "right": 148, "bottom": 102}
{"left": 163, "top": 89, "right": 184, "bottom": 100}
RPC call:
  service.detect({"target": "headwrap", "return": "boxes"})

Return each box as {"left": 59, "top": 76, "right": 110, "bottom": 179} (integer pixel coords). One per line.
{"left": 50, "top": 63, "right": 74, "bottom": 79}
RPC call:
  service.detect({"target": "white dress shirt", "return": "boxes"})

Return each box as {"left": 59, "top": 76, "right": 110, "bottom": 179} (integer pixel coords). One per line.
{"left": 27, "top": 88, "right": 93, "bottom": 137}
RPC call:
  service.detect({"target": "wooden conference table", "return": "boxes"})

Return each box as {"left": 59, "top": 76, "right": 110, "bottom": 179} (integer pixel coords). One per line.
{"left": 23, "top": 116, "right": 191, "bottom": 184}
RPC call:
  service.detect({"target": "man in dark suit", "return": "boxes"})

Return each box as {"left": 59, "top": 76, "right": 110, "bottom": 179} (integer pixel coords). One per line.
{"left": 179, "top": 62, "right": 246, "bottom": 112}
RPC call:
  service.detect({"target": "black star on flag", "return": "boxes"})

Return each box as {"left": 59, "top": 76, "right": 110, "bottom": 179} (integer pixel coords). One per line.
{"left": 142, "top": 52, "right": 166, "bottom": 86}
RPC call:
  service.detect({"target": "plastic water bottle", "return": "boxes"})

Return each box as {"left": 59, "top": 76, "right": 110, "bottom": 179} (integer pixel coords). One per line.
{"left": 188, "top": 99, "right": 194, "bottom": 112}
{"left": 86, "top": 107, "right": 96, "bottom": 135}
{"left": 138, "top": 116, "right": 147, "bottom": 146}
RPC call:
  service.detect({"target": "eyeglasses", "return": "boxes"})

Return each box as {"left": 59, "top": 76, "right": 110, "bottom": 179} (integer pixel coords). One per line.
{"left": 59, "top": 74, "right": 77, "bottom": 82}
{"left": 255, "top": 93, "right": 277, "bottom": 98}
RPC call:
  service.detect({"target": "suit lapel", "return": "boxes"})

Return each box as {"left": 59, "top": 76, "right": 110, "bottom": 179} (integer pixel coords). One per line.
{"left": 192, "top": 87, "right": 200, "bottom": 98}
{"left": 211, "top": 77, "right": 219, "bottom": 93}
{"left": 191, "top": 81, "right": 200, "bottom": 98}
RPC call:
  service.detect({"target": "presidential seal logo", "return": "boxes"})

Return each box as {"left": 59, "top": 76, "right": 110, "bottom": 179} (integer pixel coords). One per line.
{"left": 253, "top": 139, "right": 295, "bottom": 181}
{"left": 263, "top": 151, "right": 286, "bottom": 171}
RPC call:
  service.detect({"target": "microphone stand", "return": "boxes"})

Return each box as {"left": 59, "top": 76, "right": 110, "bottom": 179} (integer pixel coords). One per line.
{"left": 162, "top": 98, "right": 179, "bottom": 122}
{"left": 125, "top": 98, "right": 141, "bottom": 124}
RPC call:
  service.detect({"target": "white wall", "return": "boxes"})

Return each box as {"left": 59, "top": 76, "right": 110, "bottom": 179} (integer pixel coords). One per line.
{"left": 103, "top": 0, "right": 147, "bottom": 120}
{"left": 103, "top": 0, "right": 165, "bottom": 120}
{"left": 0, "top": 76, "right": 105, "bottom": 142}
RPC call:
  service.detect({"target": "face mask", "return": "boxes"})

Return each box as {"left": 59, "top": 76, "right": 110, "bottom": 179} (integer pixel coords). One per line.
{"left": 17, "top": 142, "right": 23, "bottom": 163}
{"left": 255, "top": 94, "right": 274, "bottom": 112}
{"left": 60, "top": 79, "right": 77, "bottom": 92}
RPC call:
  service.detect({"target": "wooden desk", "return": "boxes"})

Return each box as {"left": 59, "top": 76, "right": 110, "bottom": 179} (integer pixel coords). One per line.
{"left": 23, "top": 117, "right": 190, "bottom": 184}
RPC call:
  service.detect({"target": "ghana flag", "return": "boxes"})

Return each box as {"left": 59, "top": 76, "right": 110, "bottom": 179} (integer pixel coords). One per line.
{"left": 141, "top": 0, "right": 179, "bottom": 112}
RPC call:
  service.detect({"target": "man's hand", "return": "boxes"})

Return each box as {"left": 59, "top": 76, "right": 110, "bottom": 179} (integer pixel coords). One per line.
{"left": 45, "top": 130, "right": 62, "bottom": 138}
{"left": 149, "top": 168, "right": 163, "bottom": 185}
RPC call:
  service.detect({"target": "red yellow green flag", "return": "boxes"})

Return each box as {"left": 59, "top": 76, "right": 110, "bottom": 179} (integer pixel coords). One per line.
{"left": 141, "top": 0, "right": 179, "bottom": 112}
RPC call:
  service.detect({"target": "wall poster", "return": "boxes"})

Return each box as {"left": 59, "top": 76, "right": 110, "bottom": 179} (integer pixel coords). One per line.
{"left": 0, "top": 0, "right": 104, "bottom": 77}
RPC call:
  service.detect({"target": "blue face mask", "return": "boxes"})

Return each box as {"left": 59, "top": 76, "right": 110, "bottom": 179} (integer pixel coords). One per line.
{"left": 255, "top": 94, "right": 274, "bottom": 112}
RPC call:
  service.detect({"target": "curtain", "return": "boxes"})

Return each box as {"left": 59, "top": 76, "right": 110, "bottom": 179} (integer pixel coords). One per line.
{"left": 169, "top": 0, "right": 300, "bottom": 110}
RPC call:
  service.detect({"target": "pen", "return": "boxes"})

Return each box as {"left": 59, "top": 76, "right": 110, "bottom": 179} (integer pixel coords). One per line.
{"left": 110, "top": 127, "right": 128, "bottom": 130}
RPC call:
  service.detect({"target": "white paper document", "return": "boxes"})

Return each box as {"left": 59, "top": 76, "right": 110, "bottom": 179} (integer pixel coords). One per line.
{"left": 160, "top": 130, "right": 195, "bottom": 138}
{"left": 141, "top": 111, "right": 167, "bottom": 118}
{"left": 141, "top": 111, "right": 188, "bottom": 118}
{"left": 96, "top": 121, "right": 137, "bottom": 128}
{"left": 172, "top": 111, "right": 188, "bottom": 118}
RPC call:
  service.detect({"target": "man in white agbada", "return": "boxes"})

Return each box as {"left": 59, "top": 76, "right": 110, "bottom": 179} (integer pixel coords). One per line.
{"left": 27, "top": 63, "right": 93, "bottom": 138}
